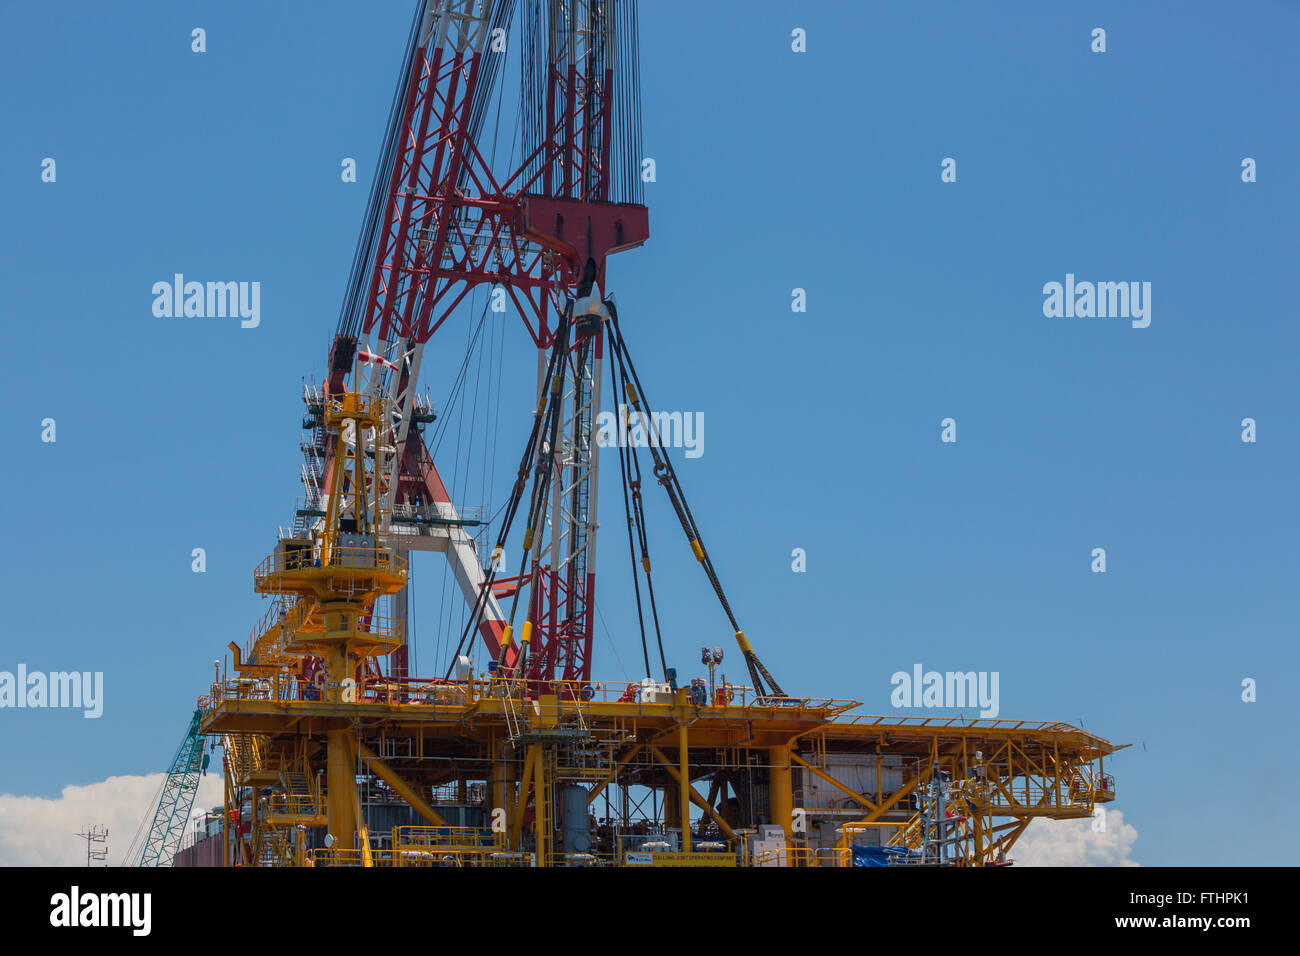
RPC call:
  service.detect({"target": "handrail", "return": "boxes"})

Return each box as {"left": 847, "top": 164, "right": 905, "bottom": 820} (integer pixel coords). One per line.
{"left": 253, "top": 547, "right": 409, "bottom": 579}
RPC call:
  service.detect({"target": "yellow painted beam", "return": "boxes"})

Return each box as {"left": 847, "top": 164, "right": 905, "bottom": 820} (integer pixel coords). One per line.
{"left": 646, "top": 744, "right": 736, "bottom": 842}
{"left": 587, "top": 744, "right": 643, "bottom": 805}
{"left": 511, "top": 743, "right": 537, "bottom": 851}
{"left": 789, "top": 751, "right": 877, "bottom": 812}
{"left": 837, "top": 765, "right": 932, "bottom": 851}
{"left": 357, "top": 742, "right": 448, "bottom": 827}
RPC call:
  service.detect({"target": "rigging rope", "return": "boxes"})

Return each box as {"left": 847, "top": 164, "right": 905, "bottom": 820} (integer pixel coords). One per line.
{"left": 440, "top": 298, "right": 786, "bottom": 699}
{"left": 336, "top": 0, "right": 424, "bottom": 341}
{"left": 605, "top": 305, "right": 786, "bottom": 698}
{"left": 442, "top": 302, "right": 574, "bottom": 677}
{"left": 609, "top": 325, "right": 666, "bottom": 679}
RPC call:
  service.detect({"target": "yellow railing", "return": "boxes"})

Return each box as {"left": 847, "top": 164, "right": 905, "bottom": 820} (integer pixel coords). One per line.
{"left": 241, "top": 596, "right": 315, "bottom": 665}
{"left": 204, "top": 669, "right": 864, "bottom": 716}
{"left": 324, "top": 392, "right": 383, "bottom": 425}
{"left": 267, "top": 775, "right": 322, "bottom": 821}
{"left": 747, "top": 845, "right": 828, "bottom": 868}
{"left": 1067, "top": 765, "right": 1114, "bottom": 805}
{"left": 204, "top": 677, "right": 285, "bottom": 706}
{"left": 253, "top": 547, "right": 409, "bottom": 580}
{"left": 832, "top": 714, "right": 1113, "bottom": 746}
{"left": 308, "top": 847, "right": 395, "bottom": 867}
{"left": 391, "top": 825, "right": 508, "bottom": 867}
{"left": 220, "top": 732, "right": 275, "bottom": 781}
{"left": 482, "top": 677, "right": 856, "bottom": 712}
{"left": 364, "top": 679, "right": 471, "bottom": 707}
{"left": 317, "top": 608, "right": 403, "bottom": 641}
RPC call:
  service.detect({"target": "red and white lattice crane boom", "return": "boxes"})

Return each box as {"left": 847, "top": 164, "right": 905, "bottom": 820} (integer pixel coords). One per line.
{"left": 314, "top": 0, "right": 648, "bottom": 684}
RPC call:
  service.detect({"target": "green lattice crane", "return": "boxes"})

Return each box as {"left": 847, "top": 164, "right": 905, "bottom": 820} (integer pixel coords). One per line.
{"left": 137, "top": 709, "right": 208, "bottom": 866}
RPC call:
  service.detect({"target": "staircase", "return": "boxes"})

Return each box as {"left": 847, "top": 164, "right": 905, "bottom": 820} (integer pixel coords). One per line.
{"left": 273, "top": 770, "right": 323, "bottom": 824}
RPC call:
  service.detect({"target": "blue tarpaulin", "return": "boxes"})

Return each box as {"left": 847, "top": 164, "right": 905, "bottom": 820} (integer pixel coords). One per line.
{"left": 851, "top": 845, "right": 918, "bottom": 867}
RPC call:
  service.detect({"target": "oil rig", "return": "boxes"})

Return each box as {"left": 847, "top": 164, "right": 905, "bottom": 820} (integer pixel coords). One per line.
{"left": 148, "top": 0, "right": 1120, "bottom": 868}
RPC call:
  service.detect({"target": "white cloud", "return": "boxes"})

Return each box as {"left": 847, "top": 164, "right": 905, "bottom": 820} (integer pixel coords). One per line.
{"left": 1013, "top": 808, "right": 1139, "bottom": 867}
{"left": 0, "top": 773, "right": 224, "bottom": 867}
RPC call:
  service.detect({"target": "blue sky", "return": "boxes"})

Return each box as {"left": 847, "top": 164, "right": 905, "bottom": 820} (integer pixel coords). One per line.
{"left": 2, "top": 0, "right": 1297, "bottom": 865}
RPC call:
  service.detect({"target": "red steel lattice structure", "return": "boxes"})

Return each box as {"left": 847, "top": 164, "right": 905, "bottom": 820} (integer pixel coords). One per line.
{"left": 329, "top": 0, "right": 648, "bottom": 684}
{"left": 361, "top": 0, "right": 647, "bottom": 348}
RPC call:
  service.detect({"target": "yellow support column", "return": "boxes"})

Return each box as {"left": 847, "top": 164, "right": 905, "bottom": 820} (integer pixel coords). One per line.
{"left": 679, "top": 724, "right": 691, "bottom": 853}
{"left": 326, "top": 728, "right": 357, "bottom": 852}
{"left": 249, "top": 781, "right": 260, "bottom": 864}
{"left": 349, "top": 741, "right": 373, "bottom": 868}
{"left": 356, "top": 743, "right": 448, "bottom": 827}
{"left": 490, "top": 737, "right": 509, "bottom": 839}
{"left": 511, "top": 744, "right": 536, "bottom": 852}
{"left": 534, "top": 746, "right": 549, "bottom": 868}
{"left": 222, "top": 766, "right": 231, "bottom": 868}
{"left": 324, "top": 641, "right": 358, "bottom": 853}
{"left": 769, "top": 745, "right": 793, "bottom": 865}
